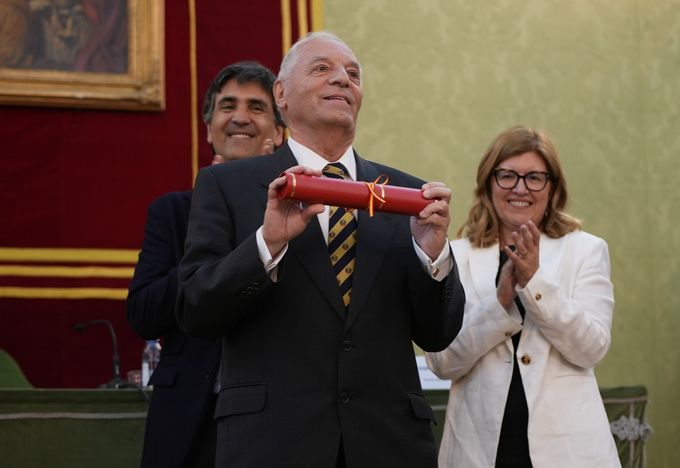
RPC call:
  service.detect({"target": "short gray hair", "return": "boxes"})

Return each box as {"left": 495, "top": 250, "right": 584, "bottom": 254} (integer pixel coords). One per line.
{"left": 278, "top": 32, "right": 353, "bottom": 82}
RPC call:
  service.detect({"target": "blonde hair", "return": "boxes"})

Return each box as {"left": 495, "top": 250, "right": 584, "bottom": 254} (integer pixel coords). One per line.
{"left": 459, "top": 125, "right": 582, "bottom": 247}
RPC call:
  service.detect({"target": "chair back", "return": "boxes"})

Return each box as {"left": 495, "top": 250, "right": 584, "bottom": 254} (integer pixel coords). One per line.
{"left": 0, "top": 349, "right": 32, "bottom": 388}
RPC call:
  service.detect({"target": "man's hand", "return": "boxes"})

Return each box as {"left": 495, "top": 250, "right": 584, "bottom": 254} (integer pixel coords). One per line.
{"left": 262, "top": 165, "right": 324, "bottom": 257}
{"left": 410, "top": 182, "right": 452, "bottom": 261}
{"left": 260, "top": 138, "right": 276, "bottom": 155}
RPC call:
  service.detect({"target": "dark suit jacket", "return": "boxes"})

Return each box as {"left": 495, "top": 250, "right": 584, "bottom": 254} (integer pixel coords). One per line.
{"left": 177, "top": 143, "right": 465, "bottom": 468}
{"left": 127, "top": 190, "right": 221, "bottom": 468}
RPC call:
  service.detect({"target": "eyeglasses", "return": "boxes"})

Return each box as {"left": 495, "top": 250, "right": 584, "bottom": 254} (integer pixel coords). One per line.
{"left": 493, "top": 169, "right": 552, "bottom": 192}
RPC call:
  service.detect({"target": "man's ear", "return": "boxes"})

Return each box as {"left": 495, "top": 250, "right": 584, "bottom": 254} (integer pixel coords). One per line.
{"left": 273, "top": 80, "right": 286, "bottom": 109}
{"left": 205, "top": 123, "right": 213, "bottom": 145}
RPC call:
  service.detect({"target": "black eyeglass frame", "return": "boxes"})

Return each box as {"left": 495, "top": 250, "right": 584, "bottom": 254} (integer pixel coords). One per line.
{"left": 492, "top": 169, "right": 553, "bottom": 192}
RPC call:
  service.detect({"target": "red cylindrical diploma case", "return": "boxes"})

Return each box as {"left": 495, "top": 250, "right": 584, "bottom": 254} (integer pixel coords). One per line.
{"left": 276, "top": 173, "right": 433, "bottom": 216}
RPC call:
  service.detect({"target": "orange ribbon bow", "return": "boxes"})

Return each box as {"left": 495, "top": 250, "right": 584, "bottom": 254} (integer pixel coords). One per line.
{"left": 365, "top": 176, "right": 389, "bottom": 217}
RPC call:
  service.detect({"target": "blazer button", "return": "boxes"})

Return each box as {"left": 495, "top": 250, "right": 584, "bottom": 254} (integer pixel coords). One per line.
{"left": 535, "top": 293, "right": 542, "bottom": 301}
{"left": 339, "top": 392, "right": 351, "bottom": 404}
{"left": 520, "top": 354, "right": 531, "bottom": 365}
{"left": 342, "top": 340, "right": 353, "bottom": 352}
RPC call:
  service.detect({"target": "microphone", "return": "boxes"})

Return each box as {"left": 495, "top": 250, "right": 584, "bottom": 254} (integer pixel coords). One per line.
{"left": 74, "top": 319, "right": 128, "bottom": 389}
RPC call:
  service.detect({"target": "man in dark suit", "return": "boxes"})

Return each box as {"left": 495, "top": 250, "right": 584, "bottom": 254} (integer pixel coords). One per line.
{"left": 127, "top": 61, "right": 285, "bottom": 468}
{"left": 177, "top": 32, "right": 465, "bottom": 468}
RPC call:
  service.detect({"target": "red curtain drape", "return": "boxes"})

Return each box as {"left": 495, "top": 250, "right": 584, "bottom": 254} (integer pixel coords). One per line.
{"left": 0, "top": 0, "right": 316, "bottom": 387}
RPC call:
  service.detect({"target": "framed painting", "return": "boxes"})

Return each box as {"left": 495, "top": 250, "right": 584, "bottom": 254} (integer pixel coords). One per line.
{"left": 0, "top": 0, "right": 164, "bottom": 111}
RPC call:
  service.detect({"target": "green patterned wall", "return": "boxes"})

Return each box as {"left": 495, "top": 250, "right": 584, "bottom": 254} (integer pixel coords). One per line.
{"left": 326, "top": 0, "right": 679, "bottom": 466}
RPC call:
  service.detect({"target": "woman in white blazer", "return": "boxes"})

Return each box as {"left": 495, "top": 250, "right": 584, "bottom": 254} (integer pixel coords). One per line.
{"left": 426, "top": 126, "right": 620, "bottom": 468}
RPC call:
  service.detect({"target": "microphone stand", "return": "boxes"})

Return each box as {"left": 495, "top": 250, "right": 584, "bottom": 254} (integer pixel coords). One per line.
{"left": 74, "top": 319, "right": 129, "bottom": 389}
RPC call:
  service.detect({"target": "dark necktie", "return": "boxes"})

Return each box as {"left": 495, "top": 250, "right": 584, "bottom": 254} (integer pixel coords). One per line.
{"left": 323, "top": 163, "right": 358, "bottom": 307}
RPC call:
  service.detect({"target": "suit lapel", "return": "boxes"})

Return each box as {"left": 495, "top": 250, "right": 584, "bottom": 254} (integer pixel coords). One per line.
{"left": 345, "top": 155, "right": 397, "bottom": 328}
{"left": 468, "top": 243, "right": 500, "bottom": 304}
{"left": 537, "top": 233, "right": 564, "bottom": 281}
{"left": 253, "top": 143, "right": 299, "bottom": 210}
{"left": 290, "top": 220, "right": 347, "bottom": 319}
{"left": 275, "top": 142, "right": 346, "bottom": 319}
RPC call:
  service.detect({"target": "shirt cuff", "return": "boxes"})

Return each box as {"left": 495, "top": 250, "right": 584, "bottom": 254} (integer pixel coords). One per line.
{"left": 256, "top": 226, "right": 287, "bottom": 281}
{"left": 412, "top": 238, "right": 452, "bottom": 282}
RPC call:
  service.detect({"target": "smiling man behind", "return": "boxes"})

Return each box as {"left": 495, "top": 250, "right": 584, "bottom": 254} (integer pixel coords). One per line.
{"left": 204, "top": 63, "right": 285, "bottom": 162}
{"left": 127, "top": 61, "right": 284, "bottom": 468}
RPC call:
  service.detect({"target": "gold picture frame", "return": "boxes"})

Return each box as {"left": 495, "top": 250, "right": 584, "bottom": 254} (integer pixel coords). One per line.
{"left": 0, "top": 0, "right": 165, "bottom": 111}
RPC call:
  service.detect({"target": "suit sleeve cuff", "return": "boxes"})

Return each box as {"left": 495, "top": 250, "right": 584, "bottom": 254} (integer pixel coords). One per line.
{"left": 412, "top": 238, "right": 452, "bottom": 282}
{"left": 256, "top": 226, "right": 287, "bottom": 282}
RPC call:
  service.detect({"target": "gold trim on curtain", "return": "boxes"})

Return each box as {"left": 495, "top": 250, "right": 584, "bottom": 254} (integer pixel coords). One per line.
{"left": 281, "top": 0, "right": 292, "bottom": 55}
{"left": 0, "top": 248, "right": 137, "bottom": 299}
{"left": 297, "top": 0, "right": 309, "bottom": 37}
{"left": 0, "top": 287, "right": 128, "bottom": 300}
{"left": 310, "top": 0, "right": 324, "bottom": 31}
{"left": 0, "top": 248, "right": 138, "bottom": 263}
{"left": 189, "top": 0, "right": 199, "bottom": 183}
{"left": 281, "top": 0, "right": 324, "bottom": 55}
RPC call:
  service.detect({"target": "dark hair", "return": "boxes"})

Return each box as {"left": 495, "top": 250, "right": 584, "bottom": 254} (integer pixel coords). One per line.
{"left": 459, "top": 125, "right": 582, "bottom": 247}
{"left": 202, "top": 61, "right": 283, "bottom": 127}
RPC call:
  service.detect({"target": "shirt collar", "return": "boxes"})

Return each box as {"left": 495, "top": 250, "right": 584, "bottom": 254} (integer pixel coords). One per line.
{"left": 287, "top": 137, "right": 357, "bottom": 181}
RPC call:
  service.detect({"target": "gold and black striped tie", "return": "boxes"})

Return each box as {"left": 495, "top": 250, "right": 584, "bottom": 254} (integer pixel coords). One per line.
{"left": 323, "top": 163, "right": 357, "bottom": 307}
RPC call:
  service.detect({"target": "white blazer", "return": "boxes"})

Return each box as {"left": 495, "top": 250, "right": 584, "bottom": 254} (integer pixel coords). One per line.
{"left": 426, "top": 230, "right": 620, "bottom": 468}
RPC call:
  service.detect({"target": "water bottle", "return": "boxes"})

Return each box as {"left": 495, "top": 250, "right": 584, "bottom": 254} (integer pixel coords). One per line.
{"left": 141, "top": 340, "right": 161, "bottom": 387}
